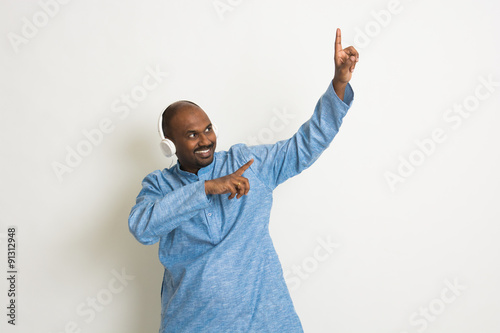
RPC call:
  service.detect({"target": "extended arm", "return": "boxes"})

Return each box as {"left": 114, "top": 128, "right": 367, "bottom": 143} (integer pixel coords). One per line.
{"left": 240, "top": 28, "right": 359, "bottom": 189}
{"left": 241, "top": 81, "right": 353, "bottom": 189}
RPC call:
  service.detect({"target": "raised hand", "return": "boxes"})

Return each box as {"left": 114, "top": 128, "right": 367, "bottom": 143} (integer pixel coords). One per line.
{"left": 205, "top": 159, "right": 254, "bottom": 199}
{"left": 333, "top": 28, "right": 359, "bottom": 98}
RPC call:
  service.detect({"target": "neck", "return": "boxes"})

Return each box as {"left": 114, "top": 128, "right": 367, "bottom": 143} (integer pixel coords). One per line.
{"left": 179, "top": 163, "right": 199, "bottom": 175}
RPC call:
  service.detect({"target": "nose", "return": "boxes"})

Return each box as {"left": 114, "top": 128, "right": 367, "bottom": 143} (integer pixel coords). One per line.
{"left": 199, "top": 132, "right": 211, "bottom": 147}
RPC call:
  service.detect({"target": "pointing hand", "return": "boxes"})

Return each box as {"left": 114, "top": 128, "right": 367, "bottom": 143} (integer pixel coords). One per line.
{"left": 333, "top": 28, "right": 359, "bottom": 85}
{"left": 205, "top": 159, "right": 254, "bottom": 199}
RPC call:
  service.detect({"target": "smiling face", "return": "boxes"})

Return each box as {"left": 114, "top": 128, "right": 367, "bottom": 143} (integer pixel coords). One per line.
{"left": 166, "top": 103, "right": 217, "bottom": 174}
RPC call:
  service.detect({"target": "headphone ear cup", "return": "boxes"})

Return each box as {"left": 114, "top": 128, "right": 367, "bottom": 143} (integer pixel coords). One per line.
{"left": 159, "top": 138, "right": 176, "bottom": 157}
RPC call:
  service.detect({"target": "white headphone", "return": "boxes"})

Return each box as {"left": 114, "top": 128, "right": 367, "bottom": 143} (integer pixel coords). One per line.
{"left": 158, "top": 110, "right": 218, "bottom": 157}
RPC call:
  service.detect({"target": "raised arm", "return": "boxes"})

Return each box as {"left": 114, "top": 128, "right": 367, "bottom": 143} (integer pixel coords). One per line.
{"left": 239, "top": 28, "right": 359, "bottom": 189}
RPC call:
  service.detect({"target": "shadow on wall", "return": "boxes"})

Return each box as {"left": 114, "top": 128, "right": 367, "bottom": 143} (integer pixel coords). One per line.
{"left": 71, "top": 132, "right": 171, "bottom": 333}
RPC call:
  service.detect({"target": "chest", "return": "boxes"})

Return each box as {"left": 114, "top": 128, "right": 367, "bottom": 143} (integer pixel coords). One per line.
{"left": 164, "top": 176, "right": 273, "bottom": 261}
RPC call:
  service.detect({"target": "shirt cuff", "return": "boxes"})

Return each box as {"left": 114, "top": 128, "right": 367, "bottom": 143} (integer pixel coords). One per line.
{"left": 329, "top": 81, "right": 354, "bottom": 108}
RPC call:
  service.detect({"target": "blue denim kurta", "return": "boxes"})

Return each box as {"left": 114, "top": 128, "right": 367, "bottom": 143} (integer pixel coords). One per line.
{"left": 129, "top": 81, "right": 353, "bottom": 332}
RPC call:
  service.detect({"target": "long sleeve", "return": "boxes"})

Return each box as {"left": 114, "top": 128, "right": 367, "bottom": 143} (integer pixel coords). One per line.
{"left": 128, "top": 172, "right": 210, "bottom": 245}
{"left": 239, "top": 81, "right": 354, "bottom": 190}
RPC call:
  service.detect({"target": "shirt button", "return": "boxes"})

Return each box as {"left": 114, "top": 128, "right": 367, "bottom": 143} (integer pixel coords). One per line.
{"left": 207, "top": 213, "right": 212, "bottom": 217}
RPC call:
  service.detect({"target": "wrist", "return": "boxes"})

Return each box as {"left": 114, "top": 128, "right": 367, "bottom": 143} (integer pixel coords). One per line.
{"left": 332, "top": 78, "right": 347, "bottom": 100}
{"left": 332, "top": 76, "right": 348, "bottom": 87}
{"left": 204, "top": 180, "right": 211, "bottom": 195}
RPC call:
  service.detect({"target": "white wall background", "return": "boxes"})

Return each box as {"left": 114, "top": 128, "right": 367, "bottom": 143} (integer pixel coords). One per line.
{"left": 1, "top": 0, "right": 499, "bottom": 332}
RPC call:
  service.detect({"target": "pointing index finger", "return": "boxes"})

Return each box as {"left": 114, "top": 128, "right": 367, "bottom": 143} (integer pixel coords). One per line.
{"left": 335, "top": 28, "right": 342, "bottom": 53}
{"left": 234, "top": 159, "right": 254, "bottom": 176}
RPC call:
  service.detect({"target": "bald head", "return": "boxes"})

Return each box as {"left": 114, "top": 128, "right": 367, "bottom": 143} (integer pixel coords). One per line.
{"left": 161, "top": 100, "right": 201, "bottom": 138}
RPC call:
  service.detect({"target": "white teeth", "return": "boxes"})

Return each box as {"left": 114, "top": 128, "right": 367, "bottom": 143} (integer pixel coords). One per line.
{"left": 195, "top": 149, "right": 210, "bottom": 154}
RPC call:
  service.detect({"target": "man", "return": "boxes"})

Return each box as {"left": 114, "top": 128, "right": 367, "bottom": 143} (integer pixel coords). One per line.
{"left": 129, "top": 28, "right": 358, "bottom": 332}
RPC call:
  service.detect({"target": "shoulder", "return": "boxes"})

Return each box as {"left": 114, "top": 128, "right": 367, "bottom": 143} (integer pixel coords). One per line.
{"left": 136, "top": 167, "right": 178, "bottom": 197}
{"left": 141, "top": 166, "right": 175, "bottom": 186}
{"left": 226, "top": 142, "right": 276, "bottom": 158}
{"left": 211, "top": 143, "right": 246, "bottom": 163}
{"left": 227, "top": 143, "right": 246, "bottom": 155}
{"left": 146, "top": 166, "right": 174, "bottom": 178}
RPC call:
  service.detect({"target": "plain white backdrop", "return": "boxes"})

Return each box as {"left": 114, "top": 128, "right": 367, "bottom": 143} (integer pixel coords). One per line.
{"left": 1, "top": 0, "right": 499, "bottom": 332}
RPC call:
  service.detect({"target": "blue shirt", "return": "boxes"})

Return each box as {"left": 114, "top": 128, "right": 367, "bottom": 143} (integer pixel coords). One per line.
{"left": 128, "top": 81, "right": 353, "bottom": 332}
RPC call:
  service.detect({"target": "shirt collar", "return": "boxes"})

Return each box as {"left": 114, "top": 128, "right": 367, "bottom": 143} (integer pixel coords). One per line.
{"left": 173, "top": 154, "right": 216, "bottom": 179}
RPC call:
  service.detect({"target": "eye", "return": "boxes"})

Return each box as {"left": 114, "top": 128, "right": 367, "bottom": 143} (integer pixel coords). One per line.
{"left": 188, "top": 133, "right": 197, "bottom": 138}
{"left": 205, "top": 126, "right": 212, "bottom": 133}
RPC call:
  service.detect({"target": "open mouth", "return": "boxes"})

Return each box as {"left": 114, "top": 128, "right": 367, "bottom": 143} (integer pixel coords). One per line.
{"left": 194, "top": 147, "right": 212, "bottom": 158}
